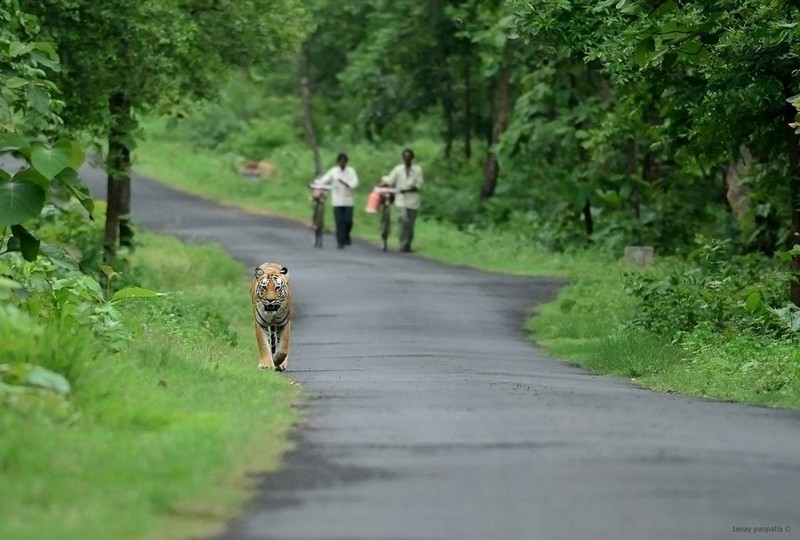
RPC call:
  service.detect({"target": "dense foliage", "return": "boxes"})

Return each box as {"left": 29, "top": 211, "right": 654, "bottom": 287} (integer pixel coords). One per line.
{"left": 17, "top": 0, "right": 309, "bottom": 257}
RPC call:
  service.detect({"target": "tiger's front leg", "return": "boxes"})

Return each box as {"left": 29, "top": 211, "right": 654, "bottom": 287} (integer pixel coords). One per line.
{"left": 254, "top": 321, "right": 276, "bottom": 370}
{"left": 273, "top": 321, "right": 291, "bottom": 372}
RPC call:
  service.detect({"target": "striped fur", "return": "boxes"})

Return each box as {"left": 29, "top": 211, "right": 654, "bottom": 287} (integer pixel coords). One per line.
{"left": 251, "top": 263, "right": 292, "bottom": 371}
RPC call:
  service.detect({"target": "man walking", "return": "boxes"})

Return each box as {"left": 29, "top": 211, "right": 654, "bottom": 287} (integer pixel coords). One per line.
{"left": 318, "top": 153, "right": 359, "bottom": 249}
{"left": 382, "top": 148, "right": 423, "bottom": 252}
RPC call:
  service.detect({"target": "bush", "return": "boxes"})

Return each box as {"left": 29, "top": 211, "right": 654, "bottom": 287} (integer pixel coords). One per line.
{"left": 625, "top": 237, "right": 791, "bottom": 341}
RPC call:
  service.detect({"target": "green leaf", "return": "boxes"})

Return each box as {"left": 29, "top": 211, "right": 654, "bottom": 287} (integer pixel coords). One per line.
{"left": 62, "top": 140, "right": 85, "bottom": 169}
{"left": 661, "top": 51, "right": 678, "bottom": 70}
{"left": 745, "top": 290, "right": 761, "bottom": 312}
{"left": 29, "top": 50, "right": 61, "bottom": 72}
{"left": 31, "top": 140, "right": 73, "bottom": 180}
{"left": 111, "top": 287, "right": 164, "bottom": 303}
{"left": 0, "top": 100, "right": 11, "bottom": 131}
{"left": 13, "top": 167, "right": 50, "bottom": 190}
{"left": 635, "top": 37, "right": 655, "bottom": 67}
{"left": 33, "top": 42, "right": 57, "bottom": 55}
{"left": 0, "top": 181, "right": 46, "bottom": 226}
{"left": 8, "top": 42, "right": 34, "bottom": 58}
{"left": 55, "top": 167, "right": 94, "bottom": 214}
{"left": 0, "top": 132, "right": 29, "bottom": 153}
{"left": 4, "top": 77, "right": 29, "bottom": 89}
{"left": 26, "top": 86, "right": 49, "bottom": 115}
{"left": 11, "top": 224, "right": 40, "bottom": 261}
{"left": 100, "top": 264, "right": 119, "bottom": 279}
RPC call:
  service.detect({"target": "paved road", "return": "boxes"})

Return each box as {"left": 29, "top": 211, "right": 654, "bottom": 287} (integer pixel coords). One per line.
{"left": 82, "top": 169, "right": 800, "bottom": 540}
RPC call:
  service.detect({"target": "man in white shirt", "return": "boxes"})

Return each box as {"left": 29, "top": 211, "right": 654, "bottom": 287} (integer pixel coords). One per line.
{"left": 382, "top": 148, "right": 423, "bottom": 252}
{"left": 318, "top": 153, "right": 359, "bottom": 248}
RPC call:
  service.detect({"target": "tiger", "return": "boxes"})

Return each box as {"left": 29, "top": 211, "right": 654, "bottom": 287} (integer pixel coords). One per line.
{"left": 250, "top": 263, "right": 292, "bottom": 371}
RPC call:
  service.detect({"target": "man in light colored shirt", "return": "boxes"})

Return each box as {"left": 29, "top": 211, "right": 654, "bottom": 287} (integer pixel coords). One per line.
{"left": 318, "top": 153, "right": 359, "bottom": 249}
{"left": 382, "top": 148, "right": 423, "bottom": 252}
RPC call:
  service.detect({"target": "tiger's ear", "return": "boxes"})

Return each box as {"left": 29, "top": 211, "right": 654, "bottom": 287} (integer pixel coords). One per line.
{"left": 254, "top": 267, "right": 264, "bottom": 278}
{"left": 280, "top": 266, "right": 288, "bottom": 275}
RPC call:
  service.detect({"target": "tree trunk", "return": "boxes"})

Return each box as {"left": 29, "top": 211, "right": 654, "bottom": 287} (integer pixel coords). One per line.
{"left": 118, "top": 174, "right": 133, "bottom": 250}
{"left": 785, "top": 100, "right": 800, "bottom": 306}
{"left": 582, "top": 199, "right": 594, "bottom": 238}
{"left": 104, "top": 93, "right": 133, "bottom": 260}
{"left": 481, "top": 63, "right": 511, "bottom": 199}
{"left": 299, "top": 47, "right": 322, "bottom": 176}
{"left": 626, "top": 138, "right": 640, "bottom": 220}
{"left": 723, "top": 145, "right": 754, "bottom": 225}
{"left": 442, "top": 62, "right": 455, "bottom": 160}
{"left": 463, "top": 58, "right": 472, "bottom": 160}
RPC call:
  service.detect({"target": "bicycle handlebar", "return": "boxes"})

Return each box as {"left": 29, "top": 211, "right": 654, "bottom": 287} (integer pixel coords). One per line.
{"left": 308, "top": 182, "right": 332, "bottom": 190}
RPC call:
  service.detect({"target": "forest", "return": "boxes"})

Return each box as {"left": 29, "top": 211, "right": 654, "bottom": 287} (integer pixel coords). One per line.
{"left": 2, "top": 0, "right": 800, "bottom": 538}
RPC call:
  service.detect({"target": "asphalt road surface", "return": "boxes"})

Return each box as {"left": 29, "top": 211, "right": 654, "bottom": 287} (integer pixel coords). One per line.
{"left": 81, "top": 168, "right": 800, "bottom": 540}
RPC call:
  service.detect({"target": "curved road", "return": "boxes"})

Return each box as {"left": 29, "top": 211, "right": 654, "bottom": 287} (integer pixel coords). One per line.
{"left": 83, "top": 169, "right": 800, "bottom": 540}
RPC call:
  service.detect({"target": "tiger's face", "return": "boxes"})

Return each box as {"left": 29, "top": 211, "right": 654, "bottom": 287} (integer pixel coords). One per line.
{"left": 254, "top": 264, "right": 289, "bottom": 311}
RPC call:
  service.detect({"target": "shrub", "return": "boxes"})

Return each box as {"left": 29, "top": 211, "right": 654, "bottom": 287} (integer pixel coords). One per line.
{"left": 625, "top": 237, "right": 791, "bottom": 341}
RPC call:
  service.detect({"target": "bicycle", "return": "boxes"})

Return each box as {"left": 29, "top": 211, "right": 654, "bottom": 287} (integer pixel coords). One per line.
{"left": 308, "top": 181, "right": 330, "bottom": 248}
{"left": 371, "top": 186, "right": 396, "bottom": 251}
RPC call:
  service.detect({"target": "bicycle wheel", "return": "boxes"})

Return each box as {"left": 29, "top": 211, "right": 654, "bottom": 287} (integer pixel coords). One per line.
{"left": 313, "top": 201, "right": 324, "bottom": 248}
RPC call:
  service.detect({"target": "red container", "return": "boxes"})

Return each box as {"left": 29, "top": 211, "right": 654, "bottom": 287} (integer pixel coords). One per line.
{"left": 365, "top": 189, "right": 382, "bottom": 213}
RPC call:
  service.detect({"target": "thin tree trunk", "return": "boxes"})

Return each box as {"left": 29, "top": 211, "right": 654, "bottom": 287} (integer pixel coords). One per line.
{"left": 463, "top": 58, "right": 472, "bottom": 160}
{"left": 443, "top": 63, "right": 455, "bottom": 160}
{"left": 723, "top": 145, "right": 754, "bottom": 224}
{"left": 299, "top": 47, "right": 322, "bottom": 176}
{"left": 785, "top": 99, "right": 800, "bottom": 306}
{"left": 104, "top": 93, "right": 133, "bottom": 260}
{"left": 481, "top": 62, "right": 511, "bottom": 199}
{"left": 118, "top": 175, "right": 133, "bottom": 249}
{"left": 582, "top": 199, "right": 594, "bottom": 237}
{"left": 626, "top": 138, "right": 640, "bottom": 220}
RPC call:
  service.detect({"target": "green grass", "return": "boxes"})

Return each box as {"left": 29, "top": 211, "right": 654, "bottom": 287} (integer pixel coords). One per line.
{"left": 134, "top": 120, "right": 800, "bottom": 410}
{"left": 528, "top": 262, "right": 800, "bottom": 409}
{"left": 0, "top": 232, "right": 298, "bottom": 540}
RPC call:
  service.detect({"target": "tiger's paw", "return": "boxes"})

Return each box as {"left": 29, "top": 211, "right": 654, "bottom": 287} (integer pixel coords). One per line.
{"left": 275, "top": 363, "right": 286, "bottom": 372}
{"left": 258, "top": 363, "right": 275, "bottom": 370}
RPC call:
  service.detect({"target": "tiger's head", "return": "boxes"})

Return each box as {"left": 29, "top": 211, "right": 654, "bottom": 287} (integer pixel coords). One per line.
{"left": 253, "top": 263, "right": 289, "bottom": 311}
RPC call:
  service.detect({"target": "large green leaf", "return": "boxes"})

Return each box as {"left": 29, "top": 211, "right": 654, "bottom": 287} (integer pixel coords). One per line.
{"left": 30, "top": 140, "right": 76, "bottom": 180}
{"left": 13, "top": 167, "right": 50, "bottom": 190}
{"left": 111, "top": 287, "right": 164, "bottom": 303}
{"left": 11, "top": 224, "right": 40, "bottom": 261}
{"left": 0, "top": 132, "right": 29, "bottom": 153}
{"left": 0, "top": 181, "right": 46, "bottom": 226}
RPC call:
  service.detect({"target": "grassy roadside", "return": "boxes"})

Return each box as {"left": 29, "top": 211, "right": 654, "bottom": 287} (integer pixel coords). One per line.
{"left": 528, "top": 266, "right": 800, "bottom": 409}
{"left": 134, "top": 123, "right": 800, "bottom": 410}
{"left": 0, "top": 232, "right": 298, "bottom": 540}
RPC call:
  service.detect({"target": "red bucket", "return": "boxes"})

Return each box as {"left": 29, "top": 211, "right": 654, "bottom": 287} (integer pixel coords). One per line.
{"left": 365, "top": 189, "right": 382, "bottom": 214}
